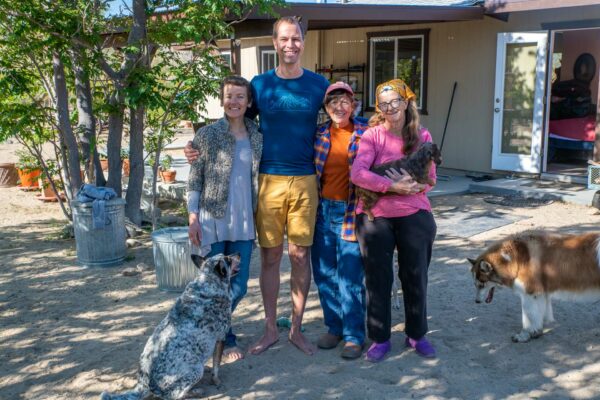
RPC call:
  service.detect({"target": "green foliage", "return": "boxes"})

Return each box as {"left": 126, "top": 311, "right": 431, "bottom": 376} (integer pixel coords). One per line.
{"left": 147, "top": 153, "right": 156, "bottom": 167}
{"left": 0, "top": 0, "right": 282, "bottom": 223}
{"left": 159, "top": 154, "right": 173, "bottom": 171}
{"left": 14, "top": 149, "right": 41, "bottom": 171}
{"left": 41, "top": 159, "right": 60, "bottom": 181}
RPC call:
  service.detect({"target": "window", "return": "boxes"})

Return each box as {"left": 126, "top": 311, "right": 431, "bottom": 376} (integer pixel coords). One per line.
{"left": 367, "top": 29, "right": 429, "bottom": 113}
{"left": 219, "top": 50, "right": 232, "bottom": 71}
{"left": 259, "top": 47, "right": 277, "bottom": 73}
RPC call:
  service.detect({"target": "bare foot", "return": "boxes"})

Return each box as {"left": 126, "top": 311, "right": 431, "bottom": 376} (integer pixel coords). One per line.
{"left": 223, "top": 346, "right": 244, "bottom": 362}
{"left": 249, "top": 329, "right": 279, "bottom": 355}
{"left": 289, "top": 330, "right": 317, "bottom": 355}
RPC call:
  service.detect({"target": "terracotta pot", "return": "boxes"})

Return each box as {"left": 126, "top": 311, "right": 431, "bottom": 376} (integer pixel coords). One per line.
{"left": 39, "top": 178, "right": 58, "bottom": 200}
{"left": 122, "top": 159, "right": 130, "bottom": 177}
{"left": 17, "top": 168, "right": 42, "bottom": 188}
{"left": 0, "top": 163, "right": 19, "bottom": 187}
{"left": 160, "top": 170, "right": 177, "bottom": 183}
{"left": 100, "top": 159, "right": 109, "bottom": 171}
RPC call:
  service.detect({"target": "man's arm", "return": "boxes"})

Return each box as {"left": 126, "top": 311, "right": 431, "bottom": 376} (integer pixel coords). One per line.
{"left": 245, "top": 78, "right": 259, "bottom": 120}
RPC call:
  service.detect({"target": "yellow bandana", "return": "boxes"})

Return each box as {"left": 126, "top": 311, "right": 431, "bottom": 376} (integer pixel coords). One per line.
{"left": 375, "top": 79, "right": 416, "bottom": 111}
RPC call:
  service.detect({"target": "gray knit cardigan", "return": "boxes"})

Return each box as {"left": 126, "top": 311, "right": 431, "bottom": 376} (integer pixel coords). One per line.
{"left": 187, "top": 117, "right": 262, "bottom": 219}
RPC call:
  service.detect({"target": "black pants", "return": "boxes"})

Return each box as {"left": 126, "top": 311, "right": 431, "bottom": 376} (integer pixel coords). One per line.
{"left": 355, "top": 210, "right": 436, "bottom": 343}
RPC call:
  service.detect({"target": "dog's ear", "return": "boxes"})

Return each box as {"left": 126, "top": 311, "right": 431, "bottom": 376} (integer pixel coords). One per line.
{"left": 480, "top": 260, "right": 493, "bottom": 273}
{"left": 225, "top": 253, "right": 241, "bottom": 271}
{"left": 432, "top": 144, "right": 442, "bottom": 165}
{"left": 214, "top": 258, "right": 228, "bottom": 278}
{"left": 191, "top": 254, "right": 206, "bottom": 269}
{"left": 467, "top": 257, "right": 477, "bottom": 266}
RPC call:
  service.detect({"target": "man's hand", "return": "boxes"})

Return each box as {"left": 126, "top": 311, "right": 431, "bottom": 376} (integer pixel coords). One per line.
{"left": 385, "top": 168, "right": 426, "bottom": 195}
{"left": 184, "top": 141, "right": 200, "bottom": 164}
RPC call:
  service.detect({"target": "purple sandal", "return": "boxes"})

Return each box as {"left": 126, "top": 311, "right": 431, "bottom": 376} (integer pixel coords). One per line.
{"left": 365, "top": 340, "right": 391, "bottom": 362}
{"left": 405, "top": 336, "right": 436, "bottom": 358}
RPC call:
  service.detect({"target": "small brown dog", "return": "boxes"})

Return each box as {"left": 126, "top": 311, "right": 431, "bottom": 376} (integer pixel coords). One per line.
{"left": 355, "top": 142, "right": 442, "bottom": 221}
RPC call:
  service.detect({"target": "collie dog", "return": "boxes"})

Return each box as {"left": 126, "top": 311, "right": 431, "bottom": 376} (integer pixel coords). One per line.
{"left": 468, "top": 231, "right": 600, "bottom": 342}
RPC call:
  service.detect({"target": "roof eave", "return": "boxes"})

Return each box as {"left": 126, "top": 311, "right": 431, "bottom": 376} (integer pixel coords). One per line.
{"left": 240, "top": 3, "right": 484, "bottom": 27}
{"left": 484, "top": 0, "right": 600, "bottom": 14}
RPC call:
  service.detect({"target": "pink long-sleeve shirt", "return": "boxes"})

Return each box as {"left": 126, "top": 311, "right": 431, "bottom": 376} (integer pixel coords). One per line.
{"left": 350, "top": 124, "right": 436, "bottom": 219}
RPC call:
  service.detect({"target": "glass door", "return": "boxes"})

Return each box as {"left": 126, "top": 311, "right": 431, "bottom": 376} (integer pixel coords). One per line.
{"left": 491, "top": 32, "right": 548, "bottom": 173}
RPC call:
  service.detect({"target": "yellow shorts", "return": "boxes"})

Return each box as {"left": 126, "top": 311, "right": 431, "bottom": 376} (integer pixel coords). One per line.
{"left": 256, "top": 174, "right": 318, "bottom": 248}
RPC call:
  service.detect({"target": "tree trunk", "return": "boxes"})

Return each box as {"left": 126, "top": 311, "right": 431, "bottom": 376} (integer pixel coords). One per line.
{"left": 71, "top": 46, "right": 103, "bottom": 186}
{"left": 52, "top": 51, "right": 82, "bottom": 198}
{"left": 122, "top": 0, "right": 148, "bottom": 226}
{"left": 126, "top": 105, "right": 145, "bottom": 225}
{"left": 106, "top": 91, "right": 124, "bottom": 195}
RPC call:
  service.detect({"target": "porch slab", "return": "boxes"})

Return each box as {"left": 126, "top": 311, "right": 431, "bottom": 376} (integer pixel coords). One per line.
{"left": 428, "top": 174, "right": 472, "bottom": 197}
{"left": 468, "top": 177, "right": 597, "bottom": 206}
{"left": 142, "top": 169, "right": 598, "bottom": 208}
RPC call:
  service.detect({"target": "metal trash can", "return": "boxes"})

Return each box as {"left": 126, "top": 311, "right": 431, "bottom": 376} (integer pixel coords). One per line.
{"left": 151, "top": 227, "right": 197, "bottom": 291}
{"left": 72, "top": 198, "right": 127, "bottom": 267}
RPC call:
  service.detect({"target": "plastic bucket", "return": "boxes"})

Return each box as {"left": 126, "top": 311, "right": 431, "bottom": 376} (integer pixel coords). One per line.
{"left": 151, "top": 227, "right": 197, "bottom": 291}
{"left": 72, "top": 198, "right": 127, "bottom": 267}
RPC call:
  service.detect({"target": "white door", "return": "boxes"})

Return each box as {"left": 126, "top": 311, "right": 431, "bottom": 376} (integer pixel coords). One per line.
{"left": 492, "top": 32, "right": 548, "bottom": 173}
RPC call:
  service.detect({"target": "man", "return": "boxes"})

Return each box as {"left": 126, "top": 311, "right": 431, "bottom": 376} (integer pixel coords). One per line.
{"left": 184, "top": 16, "right": 329, "bottom": 355}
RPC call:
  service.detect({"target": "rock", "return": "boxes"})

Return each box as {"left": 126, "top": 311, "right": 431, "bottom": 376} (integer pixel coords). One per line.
{"left": 159, "top": 215, "right": 180, "bottom": 225}
{"left": 122, "top": 267, "right": 140, "bottom": 277}
{"left": 124, "top": 218, "right": 143, "bottom": 238}
{"left": 141, "top": 207, "right": 161, "bottom": 224}
{"left": 126, "top": 238, "right": 143, "bottom": 248}
{"left": 136, "top": 262, "right": 153, "bottom": 271}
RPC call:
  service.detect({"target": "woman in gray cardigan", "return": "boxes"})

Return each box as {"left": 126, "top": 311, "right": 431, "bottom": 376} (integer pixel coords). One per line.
{"left": 187, "top": 75, "right": 262, "bottom": 361}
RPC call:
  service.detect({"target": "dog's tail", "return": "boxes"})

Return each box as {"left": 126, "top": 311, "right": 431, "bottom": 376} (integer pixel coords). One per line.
{"left": 100, "top": 387, "right": 146, "bottom": 400}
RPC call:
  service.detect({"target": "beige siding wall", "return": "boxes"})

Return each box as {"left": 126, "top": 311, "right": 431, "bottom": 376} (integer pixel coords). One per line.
{"left": 317, "top": 5, "right": 600, "bottom": 173}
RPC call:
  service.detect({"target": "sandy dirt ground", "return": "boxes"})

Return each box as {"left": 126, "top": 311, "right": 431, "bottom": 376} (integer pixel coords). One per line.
{"left": 2, "top": 164, "right": 600, "bottom": 399}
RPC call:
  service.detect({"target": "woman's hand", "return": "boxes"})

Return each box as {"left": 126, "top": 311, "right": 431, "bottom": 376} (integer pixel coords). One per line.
{"left": 385, "top": 168, "right": 427, "bottom": 195}
{"left": 184, "top": 141, "right": 200, "bottom": 164}
{"left": 188, "top": 213, "right": 202, "bottom": 246}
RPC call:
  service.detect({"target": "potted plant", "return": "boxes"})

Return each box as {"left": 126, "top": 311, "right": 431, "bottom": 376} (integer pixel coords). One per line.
{"left": 120, "top": 148, "right": 130, "bottom": 177}
{"left": 14, "top": 150, "right": 42, "bottom": 189}
{"left": 38, "top": 160, "right": 63, "bottom": 201}
{"left": 99, "top": 151, "right": 109, "bottom": 172}
{"left": 159, "top": 154, "right": 176, "bottom": 183}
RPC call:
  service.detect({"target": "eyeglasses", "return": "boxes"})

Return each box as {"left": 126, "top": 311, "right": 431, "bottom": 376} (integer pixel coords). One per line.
{"left": 378, "top": 98, "right": 405, "bottom": 111}
{"left": 328, "top": 99, "right": 353, "bottom": 108}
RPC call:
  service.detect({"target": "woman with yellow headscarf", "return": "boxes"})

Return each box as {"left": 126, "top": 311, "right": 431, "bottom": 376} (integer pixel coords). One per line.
{"left": 350, "top": 79, "right": 438, "bottom": 362}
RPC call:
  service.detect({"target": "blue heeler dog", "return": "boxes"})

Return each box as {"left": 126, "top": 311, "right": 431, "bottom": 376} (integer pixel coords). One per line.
{"left": 100, "top": 253, "right": 240, "bottom": 400}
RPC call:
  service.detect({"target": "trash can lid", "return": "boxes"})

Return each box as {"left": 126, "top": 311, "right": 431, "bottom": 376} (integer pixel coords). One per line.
{"left": 72, "top": 198, "right": 127, "bottom": 208}
{"left": 152, "top": 226, "right": 190, "bottom": 243}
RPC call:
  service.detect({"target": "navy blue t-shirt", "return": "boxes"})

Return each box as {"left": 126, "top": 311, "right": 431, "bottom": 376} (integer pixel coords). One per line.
{"left": 247, "top": 69, "right": 329, "bottom": 176}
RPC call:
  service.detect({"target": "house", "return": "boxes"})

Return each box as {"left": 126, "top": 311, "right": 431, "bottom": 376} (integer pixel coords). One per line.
{"left": 200, "top": 0, "right": 600, "bottom": 183}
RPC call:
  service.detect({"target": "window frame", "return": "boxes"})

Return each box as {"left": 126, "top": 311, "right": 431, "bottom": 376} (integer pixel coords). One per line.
{"left": 366, "top": 29, "right": 430, "bottom": 115}
{"left": 219, "top": 49, "right": 232, "bottom": 71}
{"left": 258, "top": 46, "right": 278, "bottom": 74}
